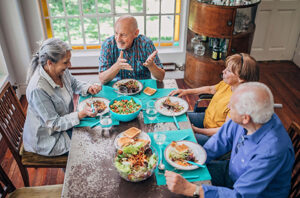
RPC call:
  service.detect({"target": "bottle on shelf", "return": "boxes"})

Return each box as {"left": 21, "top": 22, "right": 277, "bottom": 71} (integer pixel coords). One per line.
{"left": 212, "top": 38, "right": 222, "bottom": 60}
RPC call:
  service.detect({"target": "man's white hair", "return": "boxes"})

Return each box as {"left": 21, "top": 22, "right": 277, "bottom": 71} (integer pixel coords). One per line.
{"left": 234, "top": 82, "right": 274, "bottom": 124}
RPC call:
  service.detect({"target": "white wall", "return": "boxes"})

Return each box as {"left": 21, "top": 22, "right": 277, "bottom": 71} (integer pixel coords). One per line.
{"left": 293, "top": 34, "right": 300, "bottom": 67}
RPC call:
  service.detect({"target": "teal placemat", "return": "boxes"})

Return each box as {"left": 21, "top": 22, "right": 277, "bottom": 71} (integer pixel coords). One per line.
{"left": 148, "top": 129, "right": 211, "bottom": 185}
{"left": 79, "top": 85, "right": 118, "bottom": 102}
{"left": 142, "top": 88, "right": 188, "bottom": 124}
{"left": 75, "top": 115, "right": 120, "bottom": 128}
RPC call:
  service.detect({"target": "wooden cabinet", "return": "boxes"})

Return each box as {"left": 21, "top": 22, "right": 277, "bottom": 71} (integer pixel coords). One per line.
{"left": 184, "top": 0, "right": 261, "bottom": 88}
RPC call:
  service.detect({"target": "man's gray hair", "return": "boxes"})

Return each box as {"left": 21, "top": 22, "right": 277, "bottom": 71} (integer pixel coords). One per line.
{"left": 27, "top": 38, "right": 71, "bottom": 83}
{"left": 234, "top": 82, "right": 274, "bottom": 124}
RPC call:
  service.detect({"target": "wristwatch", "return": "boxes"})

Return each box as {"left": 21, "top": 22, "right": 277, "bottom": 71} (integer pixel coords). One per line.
{"left": 193, "top": 185, "right": 200, "bottom": 198}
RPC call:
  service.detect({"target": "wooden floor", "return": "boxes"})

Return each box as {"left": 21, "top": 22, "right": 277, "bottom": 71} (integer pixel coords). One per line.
{"left": 0, "top": 60, "right": 299, "bottom": 188}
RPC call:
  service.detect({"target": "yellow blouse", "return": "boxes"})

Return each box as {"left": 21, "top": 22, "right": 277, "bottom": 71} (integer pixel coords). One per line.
{"left": 203, "top": 81, "right": 232, "bottom": 128}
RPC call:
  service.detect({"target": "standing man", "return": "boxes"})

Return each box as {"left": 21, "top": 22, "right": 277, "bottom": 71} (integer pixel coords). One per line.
{"left": 99, "top": 15, "right": 165, "bottom": 84}
{"left": 165, "top": 82, "right": 295, "bottom": 198}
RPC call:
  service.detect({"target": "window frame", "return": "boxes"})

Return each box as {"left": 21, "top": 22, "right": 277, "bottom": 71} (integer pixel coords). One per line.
{"left": 41, "top": 0, "right": 184, "bottom": 50}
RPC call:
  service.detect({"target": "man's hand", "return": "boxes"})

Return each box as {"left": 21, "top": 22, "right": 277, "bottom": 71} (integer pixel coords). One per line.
{"left": 143, "top": 50, "right": 158, "bottom": 68}
{"left": 165, "top": 171, "right": 197, "bottom": 196}
{"left": 169, "top": 89, "right": 189, "bottom": 97}
{"left": 116, "top": 50, "right": 133, "bottom": 71}
{"left": 88, "top": 83, "right": 102, "bottom": 95}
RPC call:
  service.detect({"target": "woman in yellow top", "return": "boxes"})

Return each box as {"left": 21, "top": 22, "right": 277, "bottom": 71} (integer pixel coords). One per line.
{"left": 170, "top": 53, "right": 259, "bottom": 145}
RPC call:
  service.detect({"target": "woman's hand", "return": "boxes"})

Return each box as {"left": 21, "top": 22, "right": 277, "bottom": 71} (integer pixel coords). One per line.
{"left": 78, "top": 105, "right": 97, "bottom": 119}
{"left": 169, "top": 89, "right": 189, "bottom": 97}
{"left": 165, "top": 171, "right": 197, "bottom": 196}
{"left": 88, "top": 83, "right": 102, "bottom": 95}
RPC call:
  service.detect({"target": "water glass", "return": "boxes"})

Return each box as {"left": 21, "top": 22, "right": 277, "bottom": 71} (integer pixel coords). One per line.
{"left": 146, "top": 101, "right": 157, "bottom": 121}
{"left": 153, "top": 133, "right": 166, "bottom": 145}
{"left": 100, "top": 113, "right": 112, "bottom": 131}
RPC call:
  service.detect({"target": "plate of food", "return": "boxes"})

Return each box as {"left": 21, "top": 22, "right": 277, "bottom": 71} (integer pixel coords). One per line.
{"left": 114, "top": 145, "right": 158, "bottom": 182}
{"left": 155, "top": 96, "right": 189, "bottom": 116}
{"left": 112, "top": 79, "right": 143, "bottom": 95}
{"left": 114, "top": 127, "right": 151, "bottom": 150}
{"left": 164, "top": 141, "right": 207, "bottom": 170}
{"left": 78, "top": 97, "right": 110, "bottom": 116}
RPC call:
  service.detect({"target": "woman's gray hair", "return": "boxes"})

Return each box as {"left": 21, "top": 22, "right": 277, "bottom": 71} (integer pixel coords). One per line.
{"left": 234, "top": 82, "right": 274, "bottom": 124}
{"left": 27, "top": 38, "right": 71, "bottom": 83}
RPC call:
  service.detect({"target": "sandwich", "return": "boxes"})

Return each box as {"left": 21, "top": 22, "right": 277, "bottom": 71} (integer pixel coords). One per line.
{"left": 143, "top": 87, "right": 157, "bottom": 96}
{"left": 123, "top": 127, "right": 141, "bottom": 139}
{"left": 118, "top": 137, "right": 134, "bottom": 148}
{"left": 136, "top": 139, "right": 150, "bottom": 147}
{"left": 168, "top": 141, "right": 196, "bottom": 164}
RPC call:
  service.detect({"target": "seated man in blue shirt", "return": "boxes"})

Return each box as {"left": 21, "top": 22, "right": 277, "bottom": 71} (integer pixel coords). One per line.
{"left": 98, "top": 15, "right": 165, "bottom": 84}
{"left": 165, "top": 82, "right": 295, "bottom": 198}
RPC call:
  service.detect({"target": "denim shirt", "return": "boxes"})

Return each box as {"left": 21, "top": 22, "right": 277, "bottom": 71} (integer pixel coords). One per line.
{"left": 23, "top": 66, "right": 90, "bottom": 156}
{"left": 203, "top": 114, "right": 295, "bottom": 198}
{"left": 99, "top": 34, "right": 163, "bottom": 80}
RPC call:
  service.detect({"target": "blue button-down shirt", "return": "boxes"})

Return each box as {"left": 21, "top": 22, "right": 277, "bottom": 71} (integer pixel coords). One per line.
{"left": 202, "top": 114, "right": 295, "bottom": 198}
{"left": 99, "top": 34, "right": 163, "bottom": 80}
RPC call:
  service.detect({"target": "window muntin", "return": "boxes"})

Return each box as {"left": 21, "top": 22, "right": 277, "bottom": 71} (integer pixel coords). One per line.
{"left": 41, "top": 0, "right": 181, "bottom": 50}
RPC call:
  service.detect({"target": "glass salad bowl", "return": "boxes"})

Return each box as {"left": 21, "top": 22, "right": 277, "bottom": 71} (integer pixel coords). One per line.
{"left": 114, "top": 143, "right": 158, "bottom": 182}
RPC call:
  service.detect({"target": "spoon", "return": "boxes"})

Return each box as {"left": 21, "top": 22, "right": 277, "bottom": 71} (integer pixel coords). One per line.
{"left": 158, "top": 147, "right": 165, "bottom": 171}
{"left": 186, "top": 161, "right": 206, "bottom": 168}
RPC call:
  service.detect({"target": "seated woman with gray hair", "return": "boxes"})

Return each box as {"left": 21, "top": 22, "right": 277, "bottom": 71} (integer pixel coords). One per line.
{"left": 23, "top": 38, "right": 102, "bottom": 156}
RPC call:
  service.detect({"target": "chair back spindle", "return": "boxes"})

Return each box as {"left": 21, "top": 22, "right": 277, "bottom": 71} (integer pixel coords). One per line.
{"left": 288, "top": 122, "right": 300, "bottom": 198}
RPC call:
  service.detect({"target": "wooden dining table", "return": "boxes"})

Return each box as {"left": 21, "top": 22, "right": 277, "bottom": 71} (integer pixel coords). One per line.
{"left": 61, "top": 79, "right": 210, "bottom": 198}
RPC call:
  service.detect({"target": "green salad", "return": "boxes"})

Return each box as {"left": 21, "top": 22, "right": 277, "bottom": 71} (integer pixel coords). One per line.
{"left": 110, "top": 98, "right": 141, "bottom": 114}
{"left": 114, "top": 142, "right": 157, "bottom": 182}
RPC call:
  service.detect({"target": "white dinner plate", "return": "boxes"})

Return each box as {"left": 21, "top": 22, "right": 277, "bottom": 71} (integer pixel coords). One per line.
{"left": 114, "top": 131, "right": 151, "bottom": 150}
{"left": 154, "top": 96, "right": 189, "bottom": 116}
{"left": 78, "top": 97, "right": 110, "bottom": 116}
{"left": 164, "top": 140, "right": 207, "bottom": 170}
{"left": 112, "top": 79, "right": 143, "bottom": 96}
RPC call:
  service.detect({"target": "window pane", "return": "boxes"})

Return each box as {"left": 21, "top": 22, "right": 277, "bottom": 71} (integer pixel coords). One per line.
{"left": 52, "top": 18, "right": 68, "bottom": 42}
{"left": 99, "top": 17, "right": 114, "bottom": 42}
{"left": 161, "top": 15, "right": 174, "bottom": 41}
{"left": 65, "top": 0, "right": 79, "bottom": 16}
{"left": 146, "top": 0, "right": 159, "bottom": 14}
{"left": 130, "top": 0, "right": 143, "bottom": 13}
{"left": 116, "top": 0, "right": 128, "bottom": 13}
{"left": 82, "top": 0, "right": 96, "bottom": 15}
{"left": 161, "top": 0, "right": 175, "bottom": 14}
{"left": 84, "top": 18, "right": 99, "bottom": 44}
{"left": 146, "top": 16, "right": 159, "bottom": 42}
{"left": 97, "top": 0, "right": 111, "bottom": 13}
{"left": 68, "top": 18, "right": 83, "bottom": 44}
{"left": 48, "top": 0, "right": 64, "bottom": 17}
{"left": 135, "top": 16, "right": 144, "bottom": 35}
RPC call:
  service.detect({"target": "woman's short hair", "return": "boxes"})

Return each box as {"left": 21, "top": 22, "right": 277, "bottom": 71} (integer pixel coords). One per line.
{"left": 225, "top": 53, "right": 259, "bottom": 82}
{"left": 27, "top": 38, "right": 71, "bottom": 82}
{"left": 234, "top": 82, "right": 274, "bottom": 124}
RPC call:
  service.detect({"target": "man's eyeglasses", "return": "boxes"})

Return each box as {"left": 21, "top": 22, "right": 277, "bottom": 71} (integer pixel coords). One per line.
{"left": 235, "top": 135, "right": 245, "bottom": 154}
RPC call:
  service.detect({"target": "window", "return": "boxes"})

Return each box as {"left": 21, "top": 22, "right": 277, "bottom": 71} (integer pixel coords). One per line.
{"left": 40, "top": 0, "right": 182, "bottom": 50}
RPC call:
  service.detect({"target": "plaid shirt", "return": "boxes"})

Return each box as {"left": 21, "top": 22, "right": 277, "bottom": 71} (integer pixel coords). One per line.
{"left": 99, "top": 34, "right": 163, "bottom": 80}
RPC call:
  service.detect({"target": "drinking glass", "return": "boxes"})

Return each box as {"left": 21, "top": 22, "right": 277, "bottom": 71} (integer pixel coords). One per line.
{"left": 145, "top": 100, "right": 157, "bottom": 121}
{"left": 100, "top": 113, "right": 112, "bottom": 132}
{"left": 153, "top": 133, "right": 166, "bottom": 146}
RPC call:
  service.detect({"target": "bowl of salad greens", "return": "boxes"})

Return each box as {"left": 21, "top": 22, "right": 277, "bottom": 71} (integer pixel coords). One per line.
{"left": 109, "top": 96, "right": 142, "bottom": 122}
{"left": 114, "top": 143, "right": 158, "bottom": 182}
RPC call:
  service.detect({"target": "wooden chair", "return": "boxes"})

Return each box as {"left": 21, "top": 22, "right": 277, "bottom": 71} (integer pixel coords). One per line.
{"left": 0, "top": 82, "right": 67, "bottom": 187}
{"left": 287, "top": 122, "right": 300, "bottom": 198}
{"left": 0, "top": 165, "right": 62, "bottom": 198}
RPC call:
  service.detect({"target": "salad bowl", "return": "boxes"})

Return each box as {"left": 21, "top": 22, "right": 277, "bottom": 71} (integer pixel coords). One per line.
{"left": 114, "top": 144, "right": 158, "bottom": 182}
{"left": 109, "top": 96, "right": 142, "bottom": 122}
